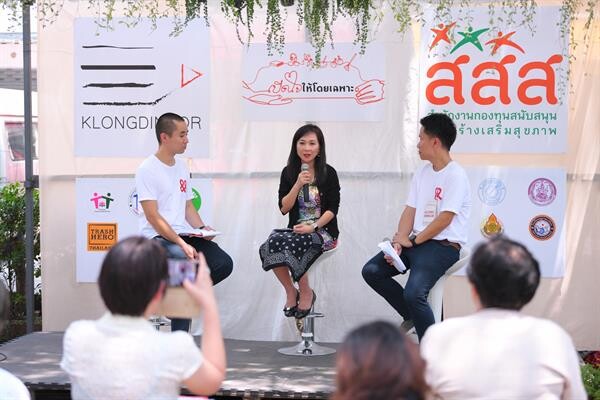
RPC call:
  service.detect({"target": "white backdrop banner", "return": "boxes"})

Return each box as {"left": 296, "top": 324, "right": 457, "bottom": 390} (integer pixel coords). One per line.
{"left": 75, "top": 177, "right": 213, "bottom": 282}
{"left": 463, "top": 167, "right": 566, "bottom": 277}
{"left": 242, "top": 43, "right": 386, "bottom": 121}
{"left": 419, "top": 6, "right": 568, "bottom": 153}
{"left": 74, "top": 18, "right": 210, "bottom": 157}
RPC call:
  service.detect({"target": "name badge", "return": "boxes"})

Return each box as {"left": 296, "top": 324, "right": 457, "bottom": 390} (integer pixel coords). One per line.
{"left": 423, "top": 200, "right": 438, "bottom": 225}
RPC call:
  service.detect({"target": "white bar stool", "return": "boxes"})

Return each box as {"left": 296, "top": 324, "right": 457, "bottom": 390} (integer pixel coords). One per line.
{"left": 278, "top": 245, "right": 338, "bottom": 357}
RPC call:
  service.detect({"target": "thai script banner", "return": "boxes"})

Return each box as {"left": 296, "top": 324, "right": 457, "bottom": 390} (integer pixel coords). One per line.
{"left": 75, "top": 177, "right": 213, "bottom": 282}
{"left": 420, "top": 7, "right": 568, "bottom": 153}
{"left": 74, "top": 18, "right": 210, "bottom": 157}
{"left": 242, "top": 43, "right": 386, "bottom": 121}
{"left": 463, "top": 167, "right": 566, "bottom": 277}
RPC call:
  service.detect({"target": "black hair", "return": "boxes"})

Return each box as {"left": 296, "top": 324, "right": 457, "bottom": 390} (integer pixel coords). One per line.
{"left": 155, "top": 112, "right": 185, "bottom": 144}
{"left": 467, "top": 236, "right": 540, "bottom": 310}
{"left": 419, "top": 113, "right": 457, "bottom": 150}
{"left": 286, "top": 124, "right": 328, "bottom": 184}
{"left": 98, "top": 236, "right": 168, "bottom": 316}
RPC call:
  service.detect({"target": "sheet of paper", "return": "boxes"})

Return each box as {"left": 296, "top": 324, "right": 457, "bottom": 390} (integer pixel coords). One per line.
{"left": 377, "top": 240, "right": 407, "bottom": 273}
{"left": 182, "top": 228, "right": 222, "bottom": 238}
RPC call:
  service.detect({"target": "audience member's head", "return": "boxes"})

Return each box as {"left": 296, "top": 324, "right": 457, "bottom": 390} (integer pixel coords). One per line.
{"left": 98, "top": 236, "right": 168, "bottom": 316}
{"left": 420, "top": 113, "right": 457, "bottom": 151}
{"left": 0, "top": 280, "right": 9, "bottom": 332}
{"left": 333, "top": 321, "right": 428, "bottom": 400}
{"left": 467, "top": 236, "right": 540, "bottom": 310}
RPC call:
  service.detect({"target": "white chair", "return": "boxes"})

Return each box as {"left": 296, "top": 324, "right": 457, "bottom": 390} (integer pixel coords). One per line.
{"left": 278, "top": 244, "right": 338, "bottom": 357}
{"left": 428, "top": 246, "right": 471, "bottom": 323}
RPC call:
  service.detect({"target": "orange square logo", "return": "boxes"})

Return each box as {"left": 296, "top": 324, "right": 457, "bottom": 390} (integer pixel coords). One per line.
{"left": 87, "top": 223, "right": 118, "bottom": 251}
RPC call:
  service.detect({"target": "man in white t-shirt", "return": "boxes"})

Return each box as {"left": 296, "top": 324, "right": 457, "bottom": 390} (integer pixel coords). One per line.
{"left": 420, "top": 237, "right": 587, "bottom": 400}
{"left": 135, "top": 112, "right": 233, "bottom": 332}
{"left": 362, "top": 113, "right": 471, "bottom": 340}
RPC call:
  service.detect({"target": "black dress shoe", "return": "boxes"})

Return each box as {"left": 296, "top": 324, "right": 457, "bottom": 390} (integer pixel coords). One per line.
{"left": 295, "top": 290, "right": 316, "bottom": 319}
{"left": 283, "top": 290, "right": 299, "bottom": 317}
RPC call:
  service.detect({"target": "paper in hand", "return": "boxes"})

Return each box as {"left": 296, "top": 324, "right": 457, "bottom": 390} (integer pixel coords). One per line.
{"left": 378, "top": 240, "right": 407, "bottom": 273}
{"left": 183, "top": 228, "right": 222, "bottom": 238}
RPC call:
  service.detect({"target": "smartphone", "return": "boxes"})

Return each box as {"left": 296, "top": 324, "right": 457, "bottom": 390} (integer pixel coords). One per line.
{"left": 273, "top": 228, "right": 293, "bottom": 233}
{"left": 167, "top": 259, "right": 198, "bottom": 287}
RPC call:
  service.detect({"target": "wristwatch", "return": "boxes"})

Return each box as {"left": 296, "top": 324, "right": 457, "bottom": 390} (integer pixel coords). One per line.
{"left": 410, "top": 236, "right": 418, "bottom": 247}
{"left": 312, "top": 222, "right": 319, "bottom": 232}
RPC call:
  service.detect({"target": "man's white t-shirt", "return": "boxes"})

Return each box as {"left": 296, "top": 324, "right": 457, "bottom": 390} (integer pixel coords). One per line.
{"left": 136, "top": 155, "right": 194, "bottom": 238}
{"left": 420, "top": 309, "right": 587, "bottom": 400}
{"left": 61, "top": 313, "right": 203, "bottom": 400}
{"left": 406, "top": 161, "right": 471, "bottom": 246}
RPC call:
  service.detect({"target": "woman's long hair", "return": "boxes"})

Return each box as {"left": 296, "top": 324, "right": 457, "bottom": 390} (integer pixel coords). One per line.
{"left": 286, "top": 124, "right": 328, "bottom": 184}
{"left": 332, "top": 321, "right": 429, "bottom": 400}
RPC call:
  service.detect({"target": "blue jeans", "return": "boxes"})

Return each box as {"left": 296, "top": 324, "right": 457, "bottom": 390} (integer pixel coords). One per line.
{"left": 154, "top": 236, "right": 234, "bottom": 333}
{"left": 362, "top": 240, "right": 459, "bottom": 340}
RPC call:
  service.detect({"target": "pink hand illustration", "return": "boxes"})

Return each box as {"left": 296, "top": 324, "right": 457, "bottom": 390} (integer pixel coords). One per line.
{"left": 244, "top": 93, "right": 293, "bottom": 106}
{"left": 354, "top": 79, "right": 385, "bottom": 105}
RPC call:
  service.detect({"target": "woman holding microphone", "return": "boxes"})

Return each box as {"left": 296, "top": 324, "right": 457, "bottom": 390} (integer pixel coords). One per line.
{"left": 260, "top": 124, "right": 341, "bottom": 319}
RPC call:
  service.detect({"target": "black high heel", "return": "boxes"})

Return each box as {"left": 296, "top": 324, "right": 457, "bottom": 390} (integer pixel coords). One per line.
{"left": 295, "top": 290, "right": 316, "bottom": 319}
{"left": 283, "top": 290, "right": 300, "bottom": 317}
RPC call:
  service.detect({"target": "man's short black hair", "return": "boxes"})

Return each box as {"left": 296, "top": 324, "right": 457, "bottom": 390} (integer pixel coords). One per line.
{"left": 420, "top": 113, "right": 457, "bottom": 150}
{"left": 155, "top": 112, "right": 185, "bottom": 144}
{"left": 98, "top": 236, "right": 168, "bottom": 316}
{"left": 467, "top": 236, "right": 540, "bottom": 311}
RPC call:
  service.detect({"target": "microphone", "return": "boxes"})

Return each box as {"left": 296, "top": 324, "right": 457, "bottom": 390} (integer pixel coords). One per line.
{"left": 301, "top": 163, "right": 309, "bottom": 202}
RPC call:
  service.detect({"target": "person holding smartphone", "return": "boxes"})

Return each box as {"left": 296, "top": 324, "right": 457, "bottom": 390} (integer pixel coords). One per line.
{"left": 259, "top": 124, "right": 341, "bottom": 319}
{"left": 135, "top": 112, "right": 233, "bottom": 332}
{"left": 61, "top": 237, "right": 226, "bottom": 400}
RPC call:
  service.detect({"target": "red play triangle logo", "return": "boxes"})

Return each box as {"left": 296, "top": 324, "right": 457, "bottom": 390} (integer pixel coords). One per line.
{"left": 180, "top": 64, "right": 203, "bottom": 88}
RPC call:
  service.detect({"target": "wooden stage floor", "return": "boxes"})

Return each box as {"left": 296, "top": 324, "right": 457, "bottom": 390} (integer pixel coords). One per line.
{"left": 0, "top": 332, "right": 339, "bottom": 399}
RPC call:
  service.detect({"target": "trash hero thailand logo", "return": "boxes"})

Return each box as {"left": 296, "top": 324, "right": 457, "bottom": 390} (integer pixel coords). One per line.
{"left": 528, "top": 177, "right": 557, "bottom": 206}
{"left": 478, "top": 178, "right": 506, "bottom": 206}
{"left": 242, "top": 52, "right": 385, "bottom": 106}
{"left": 87, "top": 222, "right": 118, "bottom": 251}
{"left": 90, "top": 191, "right": 114, "bottom": 212}
{"left": 529, "top": 214, "right": 556, "bottom": 241}
{"left": 424, "top": 23, "right": 564, "bottom": 106}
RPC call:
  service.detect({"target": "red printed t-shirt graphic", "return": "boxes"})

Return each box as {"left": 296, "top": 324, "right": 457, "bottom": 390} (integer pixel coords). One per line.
{"left": 179, "top": 179, "right": 187, "bottom": 193}
{"left": 434, "top": 187, "right": 443, "bottom": 200}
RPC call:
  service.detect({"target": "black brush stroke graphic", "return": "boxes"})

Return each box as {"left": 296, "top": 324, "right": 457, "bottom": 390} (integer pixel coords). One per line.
{"left": 82, "top": 45, "right": 153, "bottom": 50}
{"left": 81, "top": 65, "right": 156, "bottom": 70}
{"left": 83, "top": 91, "right": 172, "bottom": 106}
{"left": 83, "top": 83, "right": 154, "bottom": 88}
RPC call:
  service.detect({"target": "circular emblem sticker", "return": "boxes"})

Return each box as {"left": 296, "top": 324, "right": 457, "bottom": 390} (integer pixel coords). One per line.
{"left": 478, "top": 178, "right": 506, "bottom": 206}
{"left": 529, "top": 215, "right": 556, "bottom": 241}
{"left": 128, "top": 189, "right": 144, "bottom": 216}
{"left": 528, "top": 178, "right": 556, "bottom": 206}
{"left": 192, "top": 188, "right": 202, "bottom": 211}
{"left": 481, "top": 213, "right": 504, "bottom": 238}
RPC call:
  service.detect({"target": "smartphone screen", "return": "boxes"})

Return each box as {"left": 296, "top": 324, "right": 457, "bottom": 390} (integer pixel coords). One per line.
{"left": 167, "top": 259, "right": 198, "bottom": 287}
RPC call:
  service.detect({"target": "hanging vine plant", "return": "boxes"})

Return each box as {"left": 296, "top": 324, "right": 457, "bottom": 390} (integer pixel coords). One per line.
{"left": 0, "top": 0, "right": 598, "bottom": 66}
{"left": 221, "top": 0, "right": 260, "bottom": 44}
{"left": 337, "top": 0, "right": 371, "bottom": 53}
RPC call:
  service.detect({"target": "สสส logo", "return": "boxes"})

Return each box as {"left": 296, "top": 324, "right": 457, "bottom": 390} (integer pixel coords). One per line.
{"left": 529, "top": 215, "right": 556, "bottom": 241}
